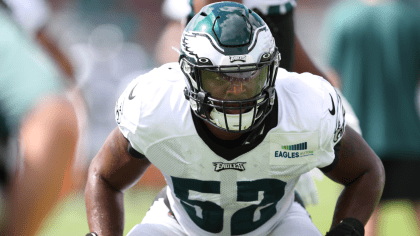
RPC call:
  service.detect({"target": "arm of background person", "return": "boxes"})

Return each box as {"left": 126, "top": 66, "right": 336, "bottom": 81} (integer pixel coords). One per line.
{"left": 3, "top": 0, "right": 74, "bottom": 82}
{"left": 1, "top": 96, "right": 79, "bottom": 236}
{"left": 36, "top": 28, "right": 75, "bottom": 81}
{"left": 324, "top": 126, "right": 385, "bottom": 228}
{"left": 293, "top": 37, "right": 339, "bottom": 87}
{"left": 154, "top": 20, "right": 185, "bottom": 65}
{"left": 85, "top": 127, "right": 151, "bottom": 236}
{"left": 155, "top": 0, "right": 193, "bottom": 65}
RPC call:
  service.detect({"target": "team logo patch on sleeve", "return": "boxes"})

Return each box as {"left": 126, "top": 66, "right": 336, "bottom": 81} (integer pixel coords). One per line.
{"left": 328, "top": 93, "right": 335, "bottom": 115}
{"left": 332, "top": 89, "right": 346, "bottom": 144}
{"left": 213, "top": 162, "right": 246, "bottom": 172}
{"left": 115, "top": 100, "right": 124, "bottom": 124}
{"left": 334, "top": 120, "right": 345, "bottom": 143}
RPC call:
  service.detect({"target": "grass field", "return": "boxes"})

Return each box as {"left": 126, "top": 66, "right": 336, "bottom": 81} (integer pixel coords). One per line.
{"left": 37, "top": 177, "right": 419, "bottom": 236}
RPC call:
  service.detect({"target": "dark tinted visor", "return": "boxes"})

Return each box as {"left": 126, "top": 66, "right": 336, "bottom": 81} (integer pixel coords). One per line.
{"left": 201, "top": 66, "right": 268, "bottom": 101}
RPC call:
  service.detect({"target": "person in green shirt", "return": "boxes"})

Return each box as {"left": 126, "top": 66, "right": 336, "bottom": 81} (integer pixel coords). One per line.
{"left": 0, "top": 9, "right": 79, "bottom": 236}
{"left": 323, "top": 0, "right": 420, "bottom": 235}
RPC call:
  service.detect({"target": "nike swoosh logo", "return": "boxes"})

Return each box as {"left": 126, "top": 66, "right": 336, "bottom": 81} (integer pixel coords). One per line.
{"left": 128, "top": 83, "right": 138, "bottom": 100}
{"left": 329, "top": 93, "right": 335, "bottom": 115}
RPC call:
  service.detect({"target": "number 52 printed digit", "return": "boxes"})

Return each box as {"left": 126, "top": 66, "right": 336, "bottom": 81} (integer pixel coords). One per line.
{"left": 172, "top": 177, "right": 287, "bottom": 235}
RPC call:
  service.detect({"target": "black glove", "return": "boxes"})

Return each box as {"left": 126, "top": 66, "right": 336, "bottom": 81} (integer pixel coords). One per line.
{"left": 325, "top": 218, "right": 364, "bottom": 236}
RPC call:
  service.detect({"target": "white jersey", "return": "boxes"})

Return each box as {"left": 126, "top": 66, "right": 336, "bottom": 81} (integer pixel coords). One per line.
{"left": 116, "top": 62, "right": 345, "bottom": 236}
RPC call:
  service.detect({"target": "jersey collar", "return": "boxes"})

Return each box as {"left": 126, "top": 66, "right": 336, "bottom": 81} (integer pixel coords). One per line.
{"left": 192, "top": 93, "right": 278, "bottom": 161}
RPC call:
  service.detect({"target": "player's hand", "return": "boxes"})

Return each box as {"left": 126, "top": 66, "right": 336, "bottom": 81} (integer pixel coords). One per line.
{"left": 325, "top": 218, "right": 364, "bottom": 236}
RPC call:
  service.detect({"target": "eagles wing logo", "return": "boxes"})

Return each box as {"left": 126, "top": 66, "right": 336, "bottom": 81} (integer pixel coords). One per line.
{"left": 182, "top": 32, "right": 224, "bottom": 62}
{"left": 115, "top": 101, "right": 123, "bottom": 124}
{"left": 333, "top": 90, "right": 346, "bottom": 144}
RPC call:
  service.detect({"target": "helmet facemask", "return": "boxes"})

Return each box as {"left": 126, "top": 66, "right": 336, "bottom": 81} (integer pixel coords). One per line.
{"left": 182, "top": 50, "right": 280, "bottom": 133}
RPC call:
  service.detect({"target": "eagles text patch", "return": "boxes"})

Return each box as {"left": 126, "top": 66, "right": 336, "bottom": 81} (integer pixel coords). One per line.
{"left": 213, "top": 162, "right": 246, "bottom": 172}
{"left": 270, "top": 132, "right": 319, "bottom": 165}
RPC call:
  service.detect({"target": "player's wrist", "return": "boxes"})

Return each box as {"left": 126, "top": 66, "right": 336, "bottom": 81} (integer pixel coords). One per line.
{"left": 325, "top": 217, "right": 364, "bottom": 236}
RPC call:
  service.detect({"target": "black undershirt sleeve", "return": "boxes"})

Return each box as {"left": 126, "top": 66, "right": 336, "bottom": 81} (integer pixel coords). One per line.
{"left": 319, "top": 139, "right": 342, "bottom": 173}
{"left": 123, "top": 137, "right": 147, "bottom": 159}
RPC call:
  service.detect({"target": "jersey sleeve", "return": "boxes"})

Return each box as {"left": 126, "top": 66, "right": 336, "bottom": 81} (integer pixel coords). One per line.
{"left": 317, "top": 79, "right": 346, "bottom": 169}
{"left": 115, "top": 77, "right": 146, "bottom": 155}
{"left": 115, "top": 63, "right": 182, "bottom": 156}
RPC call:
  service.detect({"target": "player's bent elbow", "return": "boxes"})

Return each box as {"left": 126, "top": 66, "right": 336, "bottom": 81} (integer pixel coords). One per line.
{"left": 373, "top": 155, "right": 386, "bottom": 193}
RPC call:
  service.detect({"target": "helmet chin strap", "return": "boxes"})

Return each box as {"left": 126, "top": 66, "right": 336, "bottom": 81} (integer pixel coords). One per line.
{"left": 209, "top": 107, "right": 262, "bottom": 131}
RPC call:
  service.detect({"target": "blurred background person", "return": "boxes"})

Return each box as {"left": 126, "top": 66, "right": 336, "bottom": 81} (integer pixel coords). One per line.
{"left": 322, "top": 0, "right": 420, "bottom": 235}
{"left": 1, "top": 1, "right": 168, "bottom": 234}
{"left": 46, "top": 0, "right": 166, "bottom": 190}
{"left": 2, "top": 0, "right": 74, "bottom": 81}
{"left": 154, "top": 0, "right": 191, "bottom": 66}
{"left": 0, "top": 0, "right": 89, "bottom": 197}
{"left": 0, "top": 7, "right": 79, "bottom": 236}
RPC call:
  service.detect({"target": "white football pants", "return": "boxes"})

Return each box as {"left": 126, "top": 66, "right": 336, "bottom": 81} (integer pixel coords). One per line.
{"left": 127, "top": 199, "right": 322, "bottom": 236}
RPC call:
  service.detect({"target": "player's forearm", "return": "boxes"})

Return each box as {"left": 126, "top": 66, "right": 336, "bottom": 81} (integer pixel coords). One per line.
{"left": 85, "top": 128, "right": 151, "bottom": 235}
{"left": 331, "top": 168, "right": 384, "bottom": 228}
{"left": 85, "top": 172, "right": 125, "bottom": 236}
{"left": 36, "top": 29, "right": 75, "bottom": 79}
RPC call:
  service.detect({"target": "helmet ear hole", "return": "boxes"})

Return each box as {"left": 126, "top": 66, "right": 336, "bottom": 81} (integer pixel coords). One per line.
{"left": 197, "top": 57, "right": 213, "bottom": 65}
{"left": 181, "top": 58, "right": 192, "bottom": 73}
{"left": 260, "top": 53, "right": 272, "bottom": 62}
{"left": 181, "top": 59, "right": 197, "bottom": 90}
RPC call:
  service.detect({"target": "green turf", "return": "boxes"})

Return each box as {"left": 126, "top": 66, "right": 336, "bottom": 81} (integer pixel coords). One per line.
{"left": 37, "top": 192, "right": 89, "bottom": 236}
{"left": 37, "top": 186, "right": 160, "bottom": 236}
{"left": 37, "top": 179, "right": 419, "bottom": 236}
{"left": 307, "top": 177, "right": 419, "bottom": 236}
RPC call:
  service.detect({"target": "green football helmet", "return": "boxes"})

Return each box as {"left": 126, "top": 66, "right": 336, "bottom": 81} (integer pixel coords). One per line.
{"left": 180, "top": 2, "right": 280, "bottom": 133}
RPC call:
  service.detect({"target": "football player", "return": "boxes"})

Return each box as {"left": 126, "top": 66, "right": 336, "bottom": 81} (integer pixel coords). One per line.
{"left": 155, "top": 0, "right": 362, "bottom": 209}
{"left": 85, "top": 2, "right": 384, "bottom": 236}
